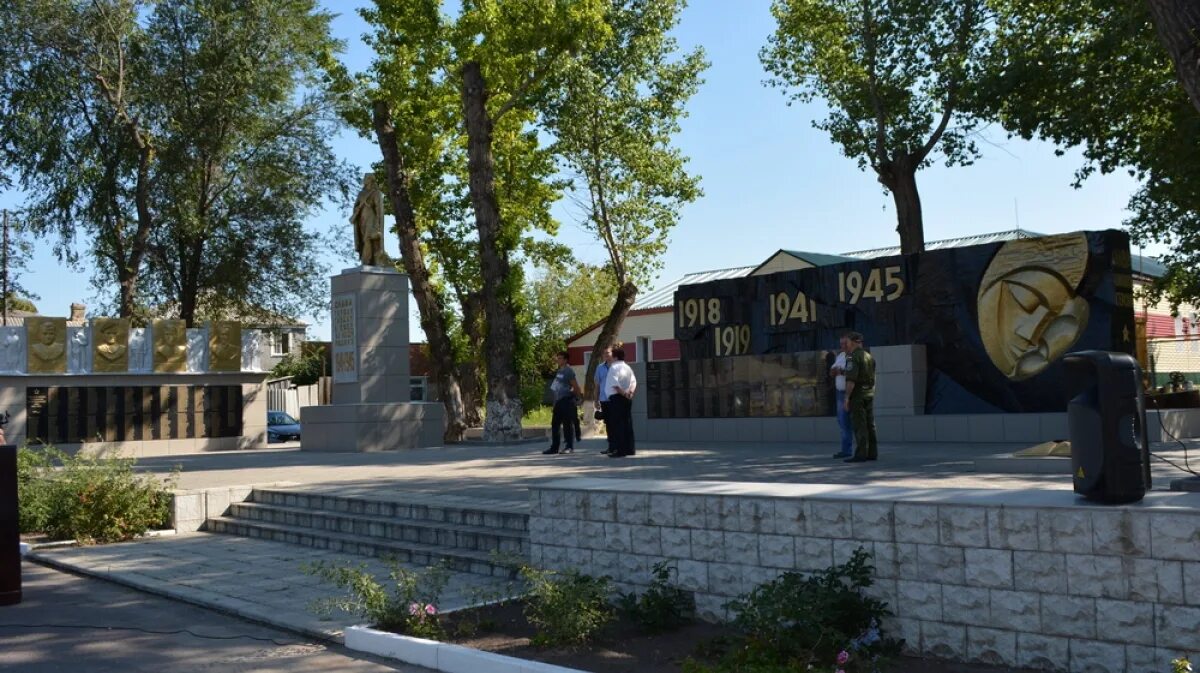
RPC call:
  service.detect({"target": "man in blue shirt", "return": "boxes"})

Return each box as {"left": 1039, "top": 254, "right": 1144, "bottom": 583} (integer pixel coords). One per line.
{"left": 593, "top": 346, "right": 613, "bottom": 455}
{"left": 544, "top": 351, "right": 583, "bottom": 455}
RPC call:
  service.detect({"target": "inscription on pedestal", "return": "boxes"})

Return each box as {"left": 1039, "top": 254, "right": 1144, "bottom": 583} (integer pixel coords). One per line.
{"left": 331, "top": 293, "right": 357, "bottom": 384}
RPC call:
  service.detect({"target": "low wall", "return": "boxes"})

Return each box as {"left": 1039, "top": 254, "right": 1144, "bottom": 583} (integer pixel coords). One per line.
{"left": 170, "top": 482, "right": 293, "bottom": 532}
{"left": 0, "top": 373, "right": 270, "bottom": 457}
{"left": 1148, "top": 408, "right": 1200, "bottom": 443}
{"left": 528, "top": 478, "right": 1199, "bottom": 673}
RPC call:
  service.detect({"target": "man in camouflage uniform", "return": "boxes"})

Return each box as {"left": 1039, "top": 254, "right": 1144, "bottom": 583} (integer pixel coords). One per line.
{"left": 842, "top": 331, "right": 877, "bottom": 462}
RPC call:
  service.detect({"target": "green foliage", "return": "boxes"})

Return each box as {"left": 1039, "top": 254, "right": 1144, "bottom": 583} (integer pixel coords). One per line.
{"left": 520, "top": 565, "right": 614, "bottom": 647}
{"left": 519, "top": 262, "right": 614, "bottom": 408}
{"left": 617, "top": 561, "right": 695, "bottom": 634}
{"left": 308, "top": 559, "right": 451, "bottom": 640}
{"left": 687, "top": 548, "right": 899, "bottom": 673}
{"left": 761, "top": 0, "right": 988, "bottom": 172}
{"left": 1173, "top": 658, "right": 1193, "bottom": 673}
{"left": 0, "top": 0, "right": 351, "bottom": 322}
{"left": 521, "top": 405, "right": 554, "bottom": 427}
{"left": 545, "top": 0, "right": 706, "bottom": 290}
{"left": 270, "top": 345, "right": 326, "bottom": 387}
{"left": 2, "top": 293, "right": 36, "bottom": 314}
{"left": 17, "top": 446, "right": 175, "bottom": 544}
{"left": 976, "top": 0, "right": 1200, "bottom": 309}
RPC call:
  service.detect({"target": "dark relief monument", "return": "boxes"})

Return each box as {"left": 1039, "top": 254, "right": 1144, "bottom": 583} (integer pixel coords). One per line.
{"left": 650, "top": 230, "right": 1135, "bottom": 417}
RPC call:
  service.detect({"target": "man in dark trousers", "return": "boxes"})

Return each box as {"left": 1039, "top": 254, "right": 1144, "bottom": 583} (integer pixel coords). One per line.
{"left": 842, "top": 332, "right": 878, "bottom": 462}
{"left": 604, "top": 347, "right": 637, "bottom": 457}
{"left": 593, "top": 346, "right": 613, "bottom": 454}
{"left": 543, "top": 351, "right": 583, "bottom": 455}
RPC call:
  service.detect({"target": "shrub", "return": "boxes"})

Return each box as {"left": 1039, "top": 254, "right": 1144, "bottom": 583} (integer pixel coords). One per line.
{"left": 617, "top": 561, "right": 695, "bottom": 634}
{"left": 308, "top": 559, "right": 450, "bottom": 640}
{"left": 686, "top": 548, "right": 900, "bottom": 673}
{"left": 1174, "top": 658, "right": 1192, "bottom": 673}
{"left": 17, "top": 446, "right": 175, "bottom": 544}
{"left": 520, "top": 566, "right": 614, "bottom": 647}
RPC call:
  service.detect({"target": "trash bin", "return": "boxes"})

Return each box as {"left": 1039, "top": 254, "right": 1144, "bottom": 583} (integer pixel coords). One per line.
{"left": 1, "top": 444, "right": 20, "bottom": 605}
{"left": 1063, "top": 351, "right": 1150, "bottom": 504}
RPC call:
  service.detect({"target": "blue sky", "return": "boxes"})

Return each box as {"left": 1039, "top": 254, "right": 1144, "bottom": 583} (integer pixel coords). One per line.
{"left": 4, "top": 0, "right": 1149, "bottom": 341}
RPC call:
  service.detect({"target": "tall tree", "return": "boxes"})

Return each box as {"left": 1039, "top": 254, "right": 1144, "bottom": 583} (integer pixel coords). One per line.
{"left": 138, "top": 0, "right": 350, "bottom": 326}
{"left": 545, "top": 0, "right": 705, "bottom": 401}
{"left": 761, "top": 0, "right": 989, "bottom": 253}
{"left": 0, "top": 0, "right": 156, "bottom": 317}
{"left": 452, "top": 0, "right": 610, "bottom": 441}
{"left": 0, "top": 0, "right": 348, "bottom": 324}
{"left": 1146, "top": 0, "right": 1200, "bottom": 115}
{"left": 978, "top": 0, "right": 1200, "bottom": 306}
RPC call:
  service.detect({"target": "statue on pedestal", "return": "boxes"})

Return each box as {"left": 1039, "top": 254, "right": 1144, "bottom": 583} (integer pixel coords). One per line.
{"left": 351, "top": 174, "right": 390, "bottom": 267}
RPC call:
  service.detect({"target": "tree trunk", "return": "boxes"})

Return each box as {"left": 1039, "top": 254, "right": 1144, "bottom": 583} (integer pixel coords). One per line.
{"left": 1146, "top": 0, "right": 1200, "bottom": 115}
{"left": 118, "top": 272, "right": 137, "bottom": 319}
{"left": 458, "top": 291, "right": 486, "bottom": 427}
{"left": 582, "top": 281, "right": 638, "bottom": 402}
{"left": 461, "top": 61, "right": 523, "bottom": 442}
{"left": 879, "top": 157, "right": 925, "bottom": 255}
{"left": 372, "top": 100, "right": 469, "bottom": 442}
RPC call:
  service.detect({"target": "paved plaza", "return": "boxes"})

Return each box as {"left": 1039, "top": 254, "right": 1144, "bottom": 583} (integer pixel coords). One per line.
{"left": 134, "top": 437, "right": 1199, "bottom": 500}
{"left": 30, "top": 532, "right": 517, "bottom": 643}
{"left": 1, "top": 563, "right": 423, "bottom": 672}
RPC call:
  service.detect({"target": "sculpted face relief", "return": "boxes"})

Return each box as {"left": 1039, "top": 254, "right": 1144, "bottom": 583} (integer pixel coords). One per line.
{"left": 977, "top": 234, "right": 1090, "bottom": 380}
{"left": 91, "top": 318, "right": 131, "bottom": 372}
{"left": 26, "top": 317, "right": 67, "bottom": 373}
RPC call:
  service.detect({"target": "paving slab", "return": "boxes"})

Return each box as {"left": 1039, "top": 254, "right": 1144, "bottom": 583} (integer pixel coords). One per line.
{"left": 1, "top": 563, "right": 426, "bottom": 673}
{"left": 131, "top": 438, "right": 1200, "bottom": 502}
{"left": 29, "top": 533, "right": 519, "bottom": 643}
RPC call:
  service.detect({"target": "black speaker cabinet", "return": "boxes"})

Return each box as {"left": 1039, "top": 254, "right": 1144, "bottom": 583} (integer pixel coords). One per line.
{"left": 0, "top": 444, "right": 20, "bottom": 605}
{"left": 1064, "top": 351, "right": 1150, "bottom": 504}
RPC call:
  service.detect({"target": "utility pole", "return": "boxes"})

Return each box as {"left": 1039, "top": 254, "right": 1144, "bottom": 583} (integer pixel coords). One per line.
{"left": 1, "top": 210, "right": 8, "bottom": 326}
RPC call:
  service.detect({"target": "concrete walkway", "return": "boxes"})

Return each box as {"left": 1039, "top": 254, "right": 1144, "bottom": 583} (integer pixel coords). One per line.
{"left": 29, "top": 533, "right": 518, "bottom": 643}
{"left": 2, "top": 563, "right": 425, "bottom": 672}
{"left": 132, "top": 437, "right": 1200, "bottom": 500}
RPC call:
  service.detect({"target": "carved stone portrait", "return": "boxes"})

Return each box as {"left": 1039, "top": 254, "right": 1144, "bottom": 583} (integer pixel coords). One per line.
{"left": 92, "top": 318, "right": 131, "bottom": 373}
{"left": 0, "top": 326, "right": 24, "bottom": 373}
{"left": 977, "top": 233, "right": 1090, "bottom": 381}
{"left": 26, "top": 316, "right": 67, "bottom": 374}
{"left": 351, "top": 173, "right": 389, "bottom": 267}
{"left": 208, "top": 321, "right": 242, "bottom": 372}
{"left": 153, "top": 319, "right": 188, "bottom": 373}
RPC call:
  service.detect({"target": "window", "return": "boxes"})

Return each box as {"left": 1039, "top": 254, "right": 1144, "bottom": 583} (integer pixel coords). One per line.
{"left": 410, "top": 376, "right": 427, "bottom": 401}
{"left": 636, "top": 336, "right": 650, "bottom": 362}
{"left": 271, "top": 331, "right": 291, "bottom": 356}
{"left": 583, "top": 351, "right": 592, "bottom": 368}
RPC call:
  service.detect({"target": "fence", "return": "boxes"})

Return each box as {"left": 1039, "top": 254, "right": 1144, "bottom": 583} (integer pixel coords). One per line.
{"left": 265, "top": 376, "right": 331, "bottom": 419}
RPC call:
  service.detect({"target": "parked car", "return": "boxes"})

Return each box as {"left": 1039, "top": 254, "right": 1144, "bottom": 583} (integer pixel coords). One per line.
{"left": 267, "top": 410, "right": 301, "bottom": 442}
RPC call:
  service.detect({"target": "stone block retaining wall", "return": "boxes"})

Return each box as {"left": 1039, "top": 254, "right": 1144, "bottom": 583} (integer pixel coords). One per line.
{"left": 529, "top": 478, "right": 1200, "bottom": 673}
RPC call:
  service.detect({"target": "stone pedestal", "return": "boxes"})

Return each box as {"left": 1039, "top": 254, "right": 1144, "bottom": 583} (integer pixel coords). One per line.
{"left": 871, "top": 344, "right": 927, "bottom": 416}
{"left": 301, "top": 266, "right": 445, "bottom": 451}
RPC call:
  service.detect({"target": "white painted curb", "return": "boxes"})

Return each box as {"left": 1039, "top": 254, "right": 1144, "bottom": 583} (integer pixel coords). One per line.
{"left": 18, "top": 542, "right": 30, "bottom": 557}
{"left": 344, "top": 625, "right": 587, "bottom": 673}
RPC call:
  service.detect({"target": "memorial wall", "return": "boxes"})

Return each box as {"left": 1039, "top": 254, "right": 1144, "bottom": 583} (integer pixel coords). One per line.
{"left": 0, "top": 318, "right": 268, "bottom": 452}
{"left": 650, "top": 230, "right": 1135, "bottom": 416}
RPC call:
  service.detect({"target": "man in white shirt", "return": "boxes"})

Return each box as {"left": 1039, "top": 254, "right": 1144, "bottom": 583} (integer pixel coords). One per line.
{"left": 603, "top": 346, "right": 637, "bottom": 457}
{"left": 594, "top": 347, "right": 613, "bottom": 454}
{"left": 830, "top": 335, "right": 854, "bottom": 458}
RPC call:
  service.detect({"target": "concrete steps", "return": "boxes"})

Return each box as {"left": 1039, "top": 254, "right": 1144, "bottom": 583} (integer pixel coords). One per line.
{"left": 204, "top": 487, "right": 529, "bottom": 578}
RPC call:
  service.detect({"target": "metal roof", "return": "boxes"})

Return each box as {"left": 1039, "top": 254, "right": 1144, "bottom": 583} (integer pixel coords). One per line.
{"left": 633, "top": 265, "right": 757, "bottom": 310}
{"left": 632, "top": 228, "right": 1167, "bottom": 313}
{"left": 781, "top": 250, "right": 859, "bottom": 266}
{"left": 841, "top": 229, "right": 1042, "bottom": 259}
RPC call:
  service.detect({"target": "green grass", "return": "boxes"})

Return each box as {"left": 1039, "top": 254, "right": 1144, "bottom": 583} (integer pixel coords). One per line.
{"left": 522, "top": 405, "right": 553, "bottom": 426}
